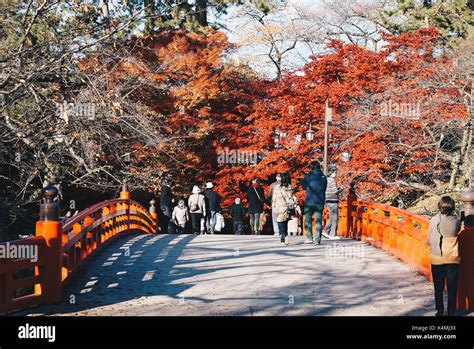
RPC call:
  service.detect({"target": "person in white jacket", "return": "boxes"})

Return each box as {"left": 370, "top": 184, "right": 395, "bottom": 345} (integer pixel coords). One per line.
{"left": 188, "top": 185, "right": 206, "bottom": 235}
{"left": 172, "top": 200, "right": 189, "bottom": 234}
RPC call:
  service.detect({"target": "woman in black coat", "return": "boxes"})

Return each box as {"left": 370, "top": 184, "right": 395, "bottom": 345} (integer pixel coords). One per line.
{"left": 246, "top": 178, "right": 266, "bottom": 234}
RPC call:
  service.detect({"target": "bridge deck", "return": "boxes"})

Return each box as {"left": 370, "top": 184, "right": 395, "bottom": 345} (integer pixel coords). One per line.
{"left": 18, "top": 234, "right": 436, "bottom": 316}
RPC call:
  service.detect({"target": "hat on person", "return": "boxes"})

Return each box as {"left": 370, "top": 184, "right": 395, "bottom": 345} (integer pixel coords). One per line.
{"left": 192, "top": 185, "right": 201, "bottom": 194}
{"left": 311, "top": 160, "right": 321, "bottom": 169}
{"left": 235, "top": 197, "right": 241, "bottom": 204}
{"left": 206, "top": 182, "right": 214, "bottom": 189}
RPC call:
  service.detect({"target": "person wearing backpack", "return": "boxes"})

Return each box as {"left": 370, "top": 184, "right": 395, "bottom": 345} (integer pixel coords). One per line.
{"left": 247, "top": 178, "right": 266, "bottom": 234}
{"left": 427, "top": 196, "right": 462, "bottom": 316}
{"left": 188, "top": 185, "right": 206, "bottom": 235}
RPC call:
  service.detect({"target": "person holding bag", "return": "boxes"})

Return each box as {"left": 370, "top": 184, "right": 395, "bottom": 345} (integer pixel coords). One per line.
{"left": 273, "top": 173, "right": 293, "bottom": 245}
{"left": 247, "top": 178, "right": 266, "bottom": 235}
{"left": 427, "top": 196, "right": 462, "bottom": 316}
{"left": 188, "top": 185, "right": 206, "bottom": 235}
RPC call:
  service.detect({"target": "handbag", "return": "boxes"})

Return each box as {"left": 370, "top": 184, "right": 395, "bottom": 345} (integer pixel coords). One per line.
{"left": 259, "top": 211, "right": 268, "bottom": 231}
{"left": 189, "top": 194, "right": 199, "bottom": 212}
{"left": 215, "top": 212, "right": 225, "bottom": 232}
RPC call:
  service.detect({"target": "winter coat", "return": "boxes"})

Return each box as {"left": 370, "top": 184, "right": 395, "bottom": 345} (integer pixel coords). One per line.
{"left": 268, "top": 181, "right": 280, "bottom": 207}
{"left": 160, "top": 185, "right": 172, "bottom": 208}
{"left": 428, "top": 213, "right": 461, "bottom": 265}
{"left": 302, "top": 168, "right": 327, "bottom": 206}
{"left": 272, "top": 184, "right": 293, "bottom": 222}
{"left": 204, "top": 189, "right": 220, "bottom": 212}
{"left": 230, "top": 204, "right": 245, "bottom": 222}
{"left": 188, "top": 193, "right": 206, "bottom": 215}
{"left": 247, "top": 185, "right": 265, "bottom": 214}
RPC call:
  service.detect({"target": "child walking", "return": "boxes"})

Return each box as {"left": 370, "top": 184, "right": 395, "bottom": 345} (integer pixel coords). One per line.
{"left": 172, "top": 199, "right": 189, "bottom": 234}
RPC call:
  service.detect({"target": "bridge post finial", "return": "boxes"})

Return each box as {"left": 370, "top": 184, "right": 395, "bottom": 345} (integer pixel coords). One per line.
{"left": 349, "top": 180, "right": 356, "bottom": 195}
{"left": 35, "top": 183, "right": 62, "bottom": 304}
{"left": 149, "top": 199, "right": 156, "bottom": 215}
{"left": 39, "top": 184, "right": 59, "bottom": 221}
{"left": 120, "top": 179, "right": 130, "bottom": 200}
{"left": 460, "top": 190, "right": 474, "bottom": 227}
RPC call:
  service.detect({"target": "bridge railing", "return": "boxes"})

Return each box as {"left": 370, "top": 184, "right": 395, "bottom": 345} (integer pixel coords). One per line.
{"left": 305, "top": 186, "right": 474, "bottom": 312}
{"left": 349, "top": 200, "right": 431, "bottom": 278}
{"left": 0, "top": 182, "right": 158, "bottom": 315}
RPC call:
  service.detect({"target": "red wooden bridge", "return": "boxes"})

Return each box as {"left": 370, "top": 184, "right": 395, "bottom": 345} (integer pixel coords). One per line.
{"left": 1, "top": 183, "right": 473, "bottom": 316}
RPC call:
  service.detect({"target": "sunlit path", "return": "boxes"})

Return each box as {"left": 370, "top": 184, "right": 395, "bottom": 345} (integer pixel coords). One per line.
{"left": 17, "top": 234, "right": 435, "bottom": 316}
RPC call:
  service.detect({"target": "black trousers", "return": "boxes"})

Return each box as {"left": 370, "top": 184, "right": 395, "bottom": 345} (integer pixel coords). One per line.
{"left": 278, "top": 221, "right": 288, "bottom": 243}
{"left": 431, "top": 264, "right": 459, "bottom": 315}
{"left": 190, "top": 213, "right": 202, "bottom": 234}
{"left": 160, "top": 205, "right": 171, "bottom": 234}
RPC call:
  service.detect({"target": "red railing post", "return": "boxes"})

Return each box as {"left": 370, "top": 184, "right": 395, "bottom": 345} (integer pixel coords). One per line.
{"left": 458, "top": 191, "right": 474, "bottom": 311}
{"left": 35, "top": 184, "right": 62, "bottom": 304}
{"left": 346, "top": 181, "right": 358, "bottom": 239}
{"left": 120, "top": 180, "right": 131, "bottom": 234}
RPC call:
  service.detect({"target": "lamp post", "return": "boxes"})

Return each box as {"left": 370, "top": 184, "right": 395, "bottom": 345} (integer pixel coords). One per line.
{"left": 341, "top": 152, "right": 352, "bottom": 163}
{"left": 305, "top": 99, "right": 332, "bottom": 174}
{"left": 305, "top": 122, "right": 315, "bottom": 142}
{"left": 323, "top": 99, "right": 332, "bottom": 175}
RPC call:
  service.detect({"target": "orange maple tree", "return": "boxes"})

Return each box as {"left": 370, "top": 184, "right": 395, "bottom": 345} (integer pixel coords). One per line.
{"left": 211, "top": 28, "right": 467, "bottom": 206}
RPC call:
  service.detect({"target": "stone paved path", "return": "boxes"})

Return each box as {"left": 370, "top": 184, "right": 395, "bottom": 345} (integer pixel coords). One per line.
{"left": 18, "top": 234, "right": 436, "bottom": 316}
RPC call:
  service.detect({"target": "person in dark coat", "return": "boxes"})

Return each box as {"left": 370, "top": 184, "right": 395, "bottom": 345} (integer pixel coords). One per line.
{"left": 302, "top": 161, "right": 327, "bottom": 244}
{"left": 230, "top": 197, "right": 245, "bottom": 235}
{"left": 246, "top": 178, "right": 266, "bottom": 234}
{"left": 159, "top": 179, "right": 173, "bottom": 234}
{"left": 204, "top": 182, "right": 220, "bottom": 234}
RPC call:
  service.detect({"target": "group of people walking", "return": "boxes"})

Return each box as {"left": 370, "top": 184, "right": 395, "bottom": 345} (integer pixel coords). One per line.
{"left": 159, "top": 180, "right": 223, "bottom": 235}
{"left": 158, "top": 160, "right": 343, "bottom": 246}
{"left": 158, "top": 161, "right": 467, "bottom": 316}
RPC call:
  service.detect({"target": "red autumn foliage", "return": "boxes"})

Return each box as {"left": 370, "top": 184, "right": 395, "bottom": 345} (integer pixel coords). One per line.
{"left": 212, "top": 27, "right": 467, "bottom": 206}
{"left": 81, "top": 28, "right": 467, "bottom": 208}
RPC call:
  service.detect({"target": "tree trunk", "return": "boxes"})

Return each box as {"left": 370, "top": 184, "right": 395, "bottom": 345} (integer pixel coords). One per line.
{"left": 194, "top": 0, "right": 208, "bottom": 27}
{"left": 144, "top": 0, "right": 155, "bottom": 34}
{"left": 99, "top": 0, "right": 110, "bottom": 31}
{"left": 449, "top": 78, "right": 473, "bottom": 190}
